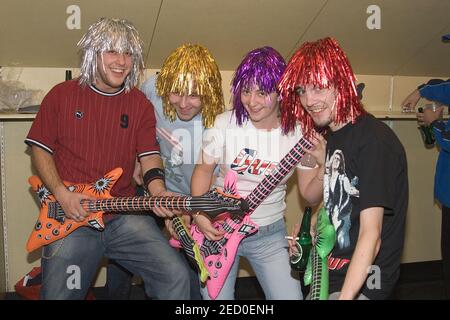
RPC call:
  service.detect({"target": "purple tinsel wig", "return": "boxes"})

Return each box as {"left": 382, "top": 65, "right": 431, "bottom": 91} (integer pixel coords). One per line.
{"left": 231, "top": 46, "right": 286, "bottom": 126}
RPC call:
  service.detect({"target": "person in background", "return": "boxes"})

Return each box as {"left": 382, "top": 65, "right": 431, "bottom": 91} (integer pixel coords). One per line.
{"left": 401, "top": 78, "right": 450, "bottom": 112}
{"left": 402, "top": 78, "right": 450, "bottom": 298}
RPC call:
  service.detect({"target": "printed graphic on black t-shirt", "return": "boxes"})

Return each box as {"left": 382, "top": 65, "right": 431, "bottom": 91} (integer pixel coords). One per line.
{"left": 324, "top": 149, "right": 360, "bottom": 250}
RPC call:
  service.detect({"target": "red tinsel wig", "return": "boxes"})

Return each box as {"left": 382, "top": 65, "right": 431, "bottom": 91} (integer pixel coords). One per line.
{"left": 278, "top": 37, "right": 365, "bottom": 137}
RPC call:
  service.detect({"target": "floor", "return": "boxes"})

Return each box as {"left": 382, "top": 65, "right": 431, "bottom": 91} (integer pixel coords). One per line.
{"left": 4, "top": 260, "right": 448, "bottom": 300}
{"left": 236, "top": 260, "right": 448, "bottom": 300}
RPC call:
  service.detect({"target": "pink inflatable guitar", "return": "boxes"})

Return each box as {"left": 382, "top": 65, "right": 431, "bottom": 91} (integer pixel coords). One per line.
{"left": 172, "top": 133, "right": 316, "bottom": 299}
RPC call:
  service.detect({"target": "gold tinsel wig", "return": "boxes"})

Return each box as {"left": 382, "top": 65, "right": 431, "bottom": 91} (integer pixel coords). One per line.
{"left": 77, "top": 17, "right": 145, "bottom": 92}
{"left": 156, "top": 44, "right": 224, "bottom": 128}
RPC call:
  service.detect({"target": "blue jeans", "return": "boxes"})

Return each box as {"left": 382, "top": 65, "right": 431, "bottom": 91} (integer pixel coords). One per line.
{"left": 105, "top": 260, "right": 133, "bottom": 299}
{"left": 200, "top": 218, "right": 303, "bottom": 300}
{"left": 40, "top": 214, "right": 190, "bottom": 299}
{"left": 106, "top": 242, "right": 203, "bottom": 300}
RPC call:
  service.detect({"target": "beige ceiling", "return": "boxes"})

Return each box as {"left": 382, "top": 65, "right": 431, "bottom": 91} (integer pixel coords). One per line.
{"left": 1, "top": 0, "right": 449, "bottom": 76}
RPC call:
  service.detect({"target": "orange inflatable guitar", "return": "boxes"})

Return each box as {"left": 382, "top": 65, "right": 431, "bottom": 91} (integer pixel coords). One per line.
{"left": 26, "top": 167, "right": 248, "bottom": 252}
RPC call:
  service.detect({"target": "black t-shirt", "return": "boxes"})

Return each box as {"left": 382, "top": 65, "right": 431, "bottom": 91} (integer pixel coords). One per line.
{"left": 324, "top": 113, "right": 408, "bottom": 299}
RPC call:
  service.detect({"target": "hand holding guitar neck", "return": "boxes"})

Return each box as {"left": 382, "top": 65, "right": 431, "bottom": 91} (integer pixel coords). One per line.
{"left": 150, "top": 189, "right": 180, "bottom": 219}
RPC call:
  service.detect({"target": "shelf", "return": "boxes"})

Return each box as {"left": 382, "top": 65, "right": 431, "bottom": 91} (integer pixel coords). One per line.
{"left": 371, "top": 111, "right": 449, "bottom": 120}
{"left": 0, "top": 113, "right": 36, "bottom": 120}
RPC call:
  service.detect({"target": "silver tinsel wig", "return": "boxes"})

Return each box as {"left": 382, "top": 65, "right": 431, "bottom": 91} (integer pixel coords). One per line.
{"left": 77, "top": 17, "right": 144, "bottom": 92}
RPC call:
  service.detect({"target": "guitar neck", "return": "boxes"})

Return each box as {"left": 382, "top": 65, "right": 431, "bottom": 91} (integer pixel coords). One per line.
{"left": 81, "top": 196, "right": 198, "bottom": 212}
{"left": 245, "top": 137, "right": 312, "bottom": 212}
{"left": 309, "top": 247, "right": 322, "bottom": 300}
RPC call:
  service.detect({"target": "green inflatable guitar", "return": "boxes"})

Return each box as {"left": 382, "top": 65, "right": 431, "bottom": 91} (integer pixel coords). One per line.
{"left": 304, "top": 207, "right": 336, "bottom": 300}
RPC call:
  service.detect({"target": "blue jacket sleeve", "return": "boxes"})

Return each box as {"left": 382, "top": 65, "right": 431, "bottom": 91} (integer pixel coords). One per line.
{"left": 433, "top": 120, "right": 450, "bottom": 152}
{"left": 419, "top": 79, "right": 450, "bottom": 106}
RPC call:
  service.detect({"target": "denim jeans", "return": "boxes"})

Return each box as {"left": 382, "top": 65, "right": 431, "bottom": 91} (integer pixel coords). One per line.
{"left": 200, "top": 218, "right": 303, "bottom": 300}
{"left": 106, "top": 240, "right": 202, "bottom": 300}
{"left": 40, "top": 214, "right": 190, "bottom": 299}
{"left": 105, "top": 260, "right": 133, "bottom": 299}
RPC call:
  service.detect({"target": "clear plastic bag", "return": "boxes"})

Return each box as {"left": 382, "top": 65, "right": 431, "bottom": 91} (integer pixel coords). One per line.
{"left": 0, "top": 80, "right": 42, "bottom": 113}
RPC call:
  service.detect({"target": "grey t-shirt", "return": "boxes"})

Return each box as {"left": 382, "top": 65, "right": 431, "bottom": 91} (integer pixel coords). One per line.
{"left": 140, "top": 74, "right": 204, "bottom": 195}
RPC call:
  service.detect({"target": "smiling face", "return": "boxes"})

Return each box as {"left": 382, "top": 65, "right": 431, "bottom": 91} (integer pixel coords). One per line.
{"left": 296, "top": 84, "right": 342, "bottom": 131}
{"left": 240, "top": 85, "right": 279, "bottom": 130}
{"left": 95, "top": 51, "right": 132, "bottom": 93}
{"left": 168, "top": 92, "right": 203, "bottom": 121}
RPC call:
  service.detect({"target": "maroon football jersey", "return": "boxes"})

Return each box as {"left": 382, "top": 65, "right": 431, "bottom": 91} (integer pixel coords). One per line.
{"left": 26, "top": 80, "right": 160, "bottom": 197}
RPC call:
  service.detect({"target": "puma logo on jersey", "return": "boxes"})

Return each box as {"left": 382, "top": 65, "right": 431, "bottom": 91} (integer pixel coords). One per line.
{"left": 75, "top": 111, "right": 84, "bottom": 119}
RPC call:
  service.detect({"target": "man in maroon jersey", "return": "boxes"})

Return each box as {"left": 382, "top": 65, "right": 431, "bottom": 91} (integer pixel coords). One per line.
{"left": 25, "top": 17, "right": 190, "bottom": 299}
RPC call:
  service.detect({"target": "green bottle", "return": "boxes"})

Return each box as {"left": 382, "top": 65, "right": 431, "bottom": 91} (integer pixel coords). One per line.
{"left": 418, "top": 107, "right": 435, "bottom": 148}
{"left": 290, "top": 207, "right": 313, "bottom": 272}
